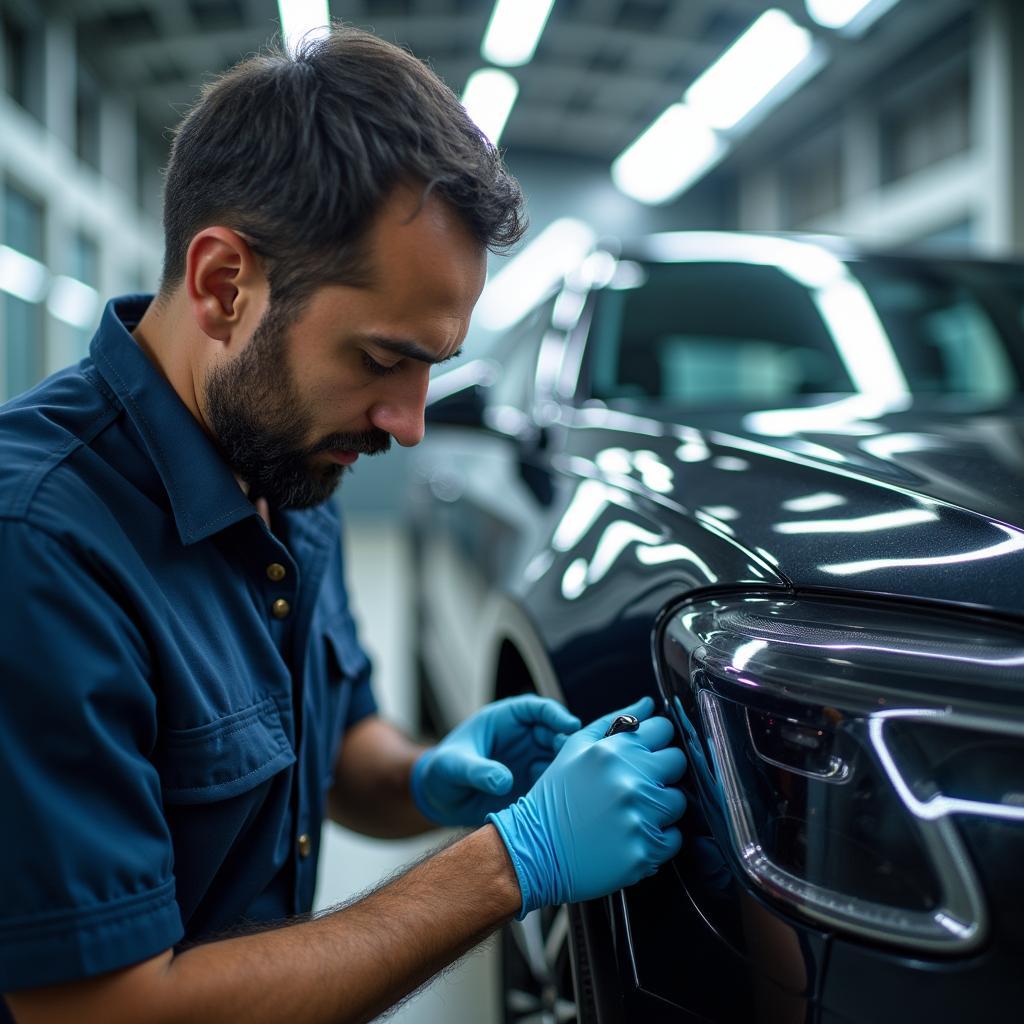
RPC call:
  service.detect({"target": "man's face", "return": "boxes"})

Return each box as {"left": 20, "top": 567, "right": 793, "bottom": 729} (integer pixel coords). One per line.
{"left": 204, "top": 188, "right": 487, "bottom": 509}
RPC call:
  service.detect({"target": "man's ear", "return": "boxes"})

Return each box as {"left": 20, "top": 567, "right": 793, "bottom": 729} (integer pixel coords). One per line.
{"left": 184, "top": 227, "right": 267, "bottom": 344}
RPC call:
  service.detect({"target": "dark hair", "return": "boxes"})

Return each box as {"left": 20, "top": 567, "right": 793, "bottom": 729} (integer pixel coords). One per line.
{"left": 159, "top": 25, "right": 526, "bottom": 311}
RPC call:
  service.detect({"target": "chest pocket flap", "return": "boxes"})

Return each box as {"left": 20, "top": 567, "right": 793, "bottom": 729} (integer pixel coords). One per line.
{"left": 325, "top": 612, "right": 371, "bottom": 684}
{"left": 157, "top": 697, "right": 296, "bottom": 805}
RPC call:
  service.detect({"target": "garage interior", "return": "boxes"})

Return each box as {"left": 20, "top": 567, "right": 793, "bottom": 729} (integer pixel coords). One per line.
{"left": 1, "top": 1, "right": 1022, "bottom": 1021}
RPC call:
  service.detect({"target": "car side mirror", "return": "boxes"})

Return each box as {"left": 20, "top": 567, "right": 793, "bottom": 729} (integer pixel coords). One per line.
{"left": 425, "top": 359, "right": 499, "bottom": 429}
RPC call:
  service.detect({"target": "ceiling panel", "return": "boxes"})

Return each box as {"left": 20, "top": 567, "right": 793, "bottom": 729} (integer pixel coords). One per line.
{"left": 40, "top": 0, "right": 974, "bottom": 171}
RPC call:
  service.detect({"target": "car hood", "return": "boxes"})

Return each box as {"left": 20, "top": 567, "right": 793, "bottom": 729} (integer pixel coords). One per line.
{"left": 715, "top": 397, "right": 1024, "bottom": 529}
{"left": 563, "top": 396, "right": 1024, "bottom": 615}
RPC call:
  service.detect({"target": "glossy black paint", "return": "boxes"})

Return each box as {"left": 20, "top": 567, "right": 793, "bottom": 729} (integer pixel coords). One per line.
{"left": 410, "top": 238, "right": 1024, "bottom": 1022}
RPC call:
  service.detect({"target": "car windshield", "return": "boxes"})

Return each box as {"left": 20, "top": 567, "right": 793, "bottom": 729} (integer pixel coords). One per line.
{"left": 586, "top": 256, "right": 1024, "bottom": 408}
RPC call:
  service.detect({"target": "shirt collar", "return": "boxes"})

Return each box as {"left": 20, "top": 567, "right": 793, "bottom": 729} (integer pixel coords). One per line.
{"left": 89, "top": 294, "right": 257, "bottom": 546}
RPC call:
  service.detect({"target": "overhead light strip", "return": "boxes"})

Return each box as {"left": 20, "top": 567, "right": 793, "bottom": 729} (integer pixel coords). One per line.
{"left": 684, "top": 9, "right": 817, "bottom": 131}
{"left": 612, "top": 8, "right": 827, "bottom": 205}
{"left": 482, "top": 0, "right": 556, "bottom": 67}
{"left": 611, "top": 104, "right": 727, "bottom": 205}
{"left": 805, "top": 0, "right": 901, "bottom": 37}
{"left": 461, "top": 68, "right": 520, "bottom": 147}
{"left": 277, "top": 0, "right": 331, "bottom": 56}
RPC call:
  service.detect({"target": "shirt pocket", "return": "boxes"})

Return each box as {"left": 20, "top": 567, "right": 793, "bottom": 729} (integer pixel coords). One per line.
{"left": 320, "top": 614, "right": 372, "bottom": 786}
{"left": 156, "top": 696, "right": 296, "bottom": 805}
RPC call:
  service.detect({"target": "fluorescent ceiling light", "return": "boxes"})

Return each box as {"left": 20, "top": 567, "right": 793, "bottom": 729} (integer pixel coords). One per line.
{"left": 0, "top": 246, "right": 49, "bottom": 303}
{"left": 482, "top": 0, "right": 556, "bottom": 67}
{"left": 277, "top": 0, "right": 330, "bottom": 56}
{"left": 805, "top": 0, "right": 874, "bottom": 27}
{"left": 806, "top": 0, "right": 901, "bottom": 36}
{"left": 461, "top": 68, "right": 519, "bottom": 146}
{"left": 477, "top": 217, "right": 596, "bottom": 331}
{"left": 47, "top": 275, "right": 99, "bottom": 329}
{"left": 685, "top": 9, "right": 817, "bottom": 131}
{"left": 612, "top": 103, "right": 727, "bottom": 205}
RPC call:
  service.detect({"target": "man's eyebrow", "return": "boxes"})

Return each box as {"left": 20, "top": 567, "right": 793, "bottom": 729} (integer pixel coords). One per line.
{"left": 362, "top": 334, "right": 463, "bottom": 365}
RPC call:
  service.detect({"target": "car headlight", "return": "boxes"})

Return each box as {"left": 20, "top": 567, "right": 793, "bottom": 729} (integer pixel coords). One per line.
{"left": 658, "top": 593, "right": 1024, "bottom": 954}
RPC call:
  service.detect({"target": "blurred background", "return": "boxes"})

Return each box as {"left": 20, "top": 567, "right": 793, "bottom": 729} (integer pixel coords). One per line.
{"left": 1, "top": 0, "right": 1020, "bottom": 1020}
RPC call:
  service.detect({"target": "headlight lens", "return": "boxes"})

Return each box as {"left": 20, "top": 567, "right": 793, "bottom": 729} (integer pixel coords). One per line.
{"left": 659, "top": 593, "right": 1024, "bottom": 954}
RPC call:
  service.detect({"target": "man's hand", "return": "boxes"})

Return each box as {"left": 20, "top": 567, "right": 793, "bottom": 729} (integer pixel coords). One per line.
{"left": 410, "top": 695, "right": 581, "bottom": 827}
{"left": 488, "top": 696, "right": 687, "bottom": 917}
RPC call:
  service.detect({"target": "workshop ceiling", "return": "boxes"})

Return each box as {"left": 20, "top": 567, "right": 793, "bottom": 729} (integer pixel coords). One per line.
{"left": 44, "top": 0, "right": 974, "bottom": 164}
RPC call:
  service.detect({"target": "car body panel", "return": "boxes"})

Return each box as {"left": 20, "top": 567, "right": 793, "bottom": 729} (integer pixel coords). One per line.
{"left": 409, "top": 236, "right": 1024, "bottom": 1021}
{"left": 557, "top": 400, "right": 1024, "bottom": 613}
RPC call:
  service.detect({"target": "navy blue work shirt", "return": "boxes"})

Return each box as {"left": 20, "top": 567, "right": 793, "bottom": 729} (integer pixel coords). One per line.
{"left": 0, "top": 296, "right": 377, "bottom": 995}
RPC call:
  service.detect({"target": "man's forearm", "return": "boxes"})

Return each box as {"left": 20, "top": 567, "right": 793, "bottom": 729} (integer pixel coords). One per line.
{"left": 328, "top": 715, "right": 435, "bottom": 837}
{"left": 6, "top": 826, "right": 520, "bottom": 1024}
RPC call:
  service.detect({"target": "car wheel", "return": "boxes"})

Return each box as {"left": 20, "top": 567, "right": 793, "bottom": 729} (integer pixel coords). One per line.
{"left": 502, "top": 903, "right": 593, "bottom": 1023}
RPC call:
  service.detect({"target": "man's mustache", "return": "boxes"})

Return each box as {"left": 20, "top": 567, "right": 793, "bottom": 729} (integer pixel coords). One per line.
{"left": 309, "top": 429, "right": 392, "bottom": 456}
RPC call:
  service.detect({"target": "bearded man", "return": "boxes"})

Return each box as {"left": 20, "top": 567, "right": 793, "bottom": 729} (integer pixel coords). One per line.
{"left": 0, "top": 26, "right": 685, "bottom": 1024}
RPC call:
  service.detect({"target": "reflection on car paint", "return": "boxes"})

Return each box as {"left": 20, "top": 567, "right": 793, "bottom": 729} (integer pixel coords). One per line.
{"left": 593, "top": 445, "right": 676, "bottom": 492}
{"left": 783, "top": 438, "right": 847, "bottom": 463}
{"left": 631, "top": 450, "right": 674, "bottom": 492}
{"left": 551, "top": 478, "right": 624, "bottom": 551}
{"left": 635, "top": 543, "right": 718, "bottom": 581}
{"left": 561, "top": 518, "right": 721, "bottom": 601}
{"left": 781, "top": 491, "right": 846, "bottom": 512}
{"left": 743, "top": 394, "right": 909, "bottom": 436}
{"left": 594, "top": 446, "right": 633, "bottom": 474}
{"left": 710, "top": 455, "right": 750, "bottom": 471}
{"left": 699, "top": 504, "right": 741, "bottom": 521}
{"left": 571, "top": 405, "right": 665, "bottom": 436}
{"left": 820, "top": 521, "right": 1024, "bottom": 575}
{"left": 695, "top": 509, "right": 737, "bottom": 537}
{"left": 586, "top": 520, "right": 664, "bottom": 582}
{"left": 522, "top": 549, "right": 555, "bottom": 583}
{"left": 859, "top": 431, "right": 947, "bottom": 460}
{"left": 774, "top": 507, "right": 938, "bottom": 534}
{"left": 560, "top": 520, "right": 661, "bottom": 599}
{"left": 673, "top": 425, "right": 712, "bottom": 463}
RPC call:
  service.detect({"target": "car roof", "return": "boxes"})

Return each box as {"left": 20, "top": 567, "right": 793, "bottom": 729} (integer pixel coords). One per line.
{"left": 606, "top": 230, "right": 1024, "bottom": 272}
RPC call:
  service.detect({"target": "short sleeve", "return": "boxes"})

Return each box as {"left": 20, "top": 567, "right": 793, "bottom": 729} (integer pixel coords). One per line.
{"left": 345, "top": 657, "right": 378, "bottom": 730}
{"left": 0, "top": 521, "right": 183, "bottom": 992}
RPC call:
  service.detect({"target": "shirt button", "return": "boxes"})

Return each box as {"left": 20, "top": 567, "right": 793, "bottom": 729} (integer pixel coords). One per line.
{"left": 272, "top": 598, "right": 291, "bottom": 619}
{"left": 266, "top": 562, "right": 287, "bottom": 582}
{"left": 297, "top": 833, "right": 312, "bottom": 858}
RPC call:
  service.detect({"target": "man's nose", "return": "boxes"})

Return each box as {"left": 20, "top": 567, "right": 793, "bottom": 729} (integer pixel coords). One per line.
{"left": 367, "top": 371, "right": 429, "bottom": 448}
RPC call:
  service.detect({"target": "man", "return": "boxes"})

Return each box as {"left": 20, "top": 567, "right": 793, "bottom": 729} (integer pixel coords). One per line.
{"left": 0, "top": 26, "right": 685, "bottom": 1024}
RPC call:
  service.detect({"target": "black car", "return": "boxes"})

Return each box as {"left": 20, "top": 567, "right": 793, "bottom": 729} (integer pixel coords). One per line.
{"left": 409, "top": 232, "right": 1024, "bottom": 1023}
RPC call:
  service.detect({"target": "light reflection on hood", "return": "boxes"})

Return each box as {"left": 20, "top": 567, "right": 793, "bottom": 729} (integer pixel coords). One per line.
{"left": 820, "top": 523, "right": 1024, "bottom": 576}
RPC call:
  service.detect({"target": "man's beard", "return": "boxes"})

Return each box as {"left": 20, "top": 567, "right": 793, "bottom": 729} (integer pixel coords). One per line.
{"left": 204, "top": 304, "right": 390, "bottom": 509}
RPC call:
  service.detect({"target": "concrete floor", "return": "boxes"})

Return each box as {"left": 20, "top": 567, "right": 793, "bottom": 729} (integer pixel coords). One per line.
{"left": 313, "top": 521, "right": 500, "bottom": 1024}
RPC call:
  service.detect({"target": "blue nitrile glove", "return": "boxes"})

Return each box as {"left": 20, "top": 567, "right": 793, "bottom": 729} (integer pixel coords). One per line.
{"left": 487, "top": 696, "right": 687, "bottom": 919}
{"left": 411, "top": 695, "right": 582, "bottom": 827}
